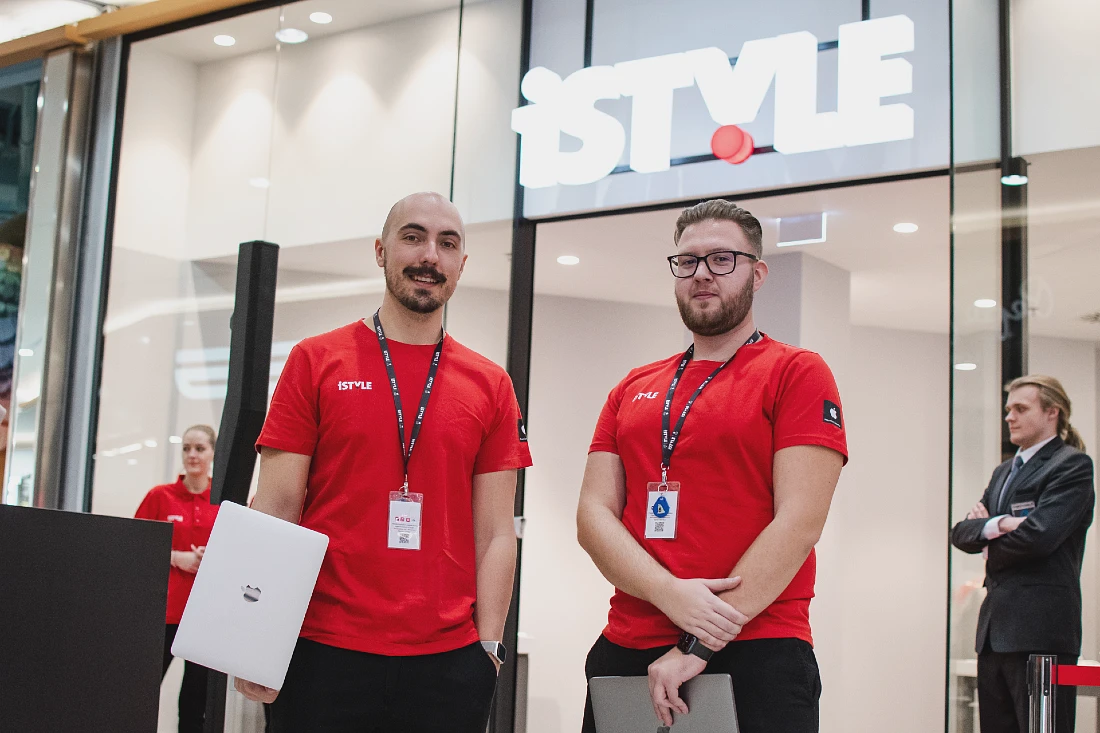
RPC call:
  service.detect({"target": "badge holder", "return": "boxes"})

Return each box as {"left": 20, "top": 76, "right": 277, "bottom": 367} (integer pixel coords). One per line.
{"left": 645, "top": 467, "right": 680, "bottom": 540}
{"left": 388, "top": 482, "right": 424, "bottom": 550}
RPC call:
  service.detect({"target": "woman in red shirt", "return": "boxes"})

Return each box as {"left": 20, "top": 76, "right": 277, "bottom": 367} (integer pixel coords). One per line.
{"left": 134, "top": 425, "right": 219, "bottom": 733}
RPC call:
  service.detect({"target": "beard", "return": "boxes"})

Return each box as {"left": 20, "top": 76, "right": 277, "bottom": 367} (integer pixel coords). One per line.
{"left": 384, "top": 261, "right": 450, "bottom": 314}
{"left": 676, "top": 276, "right": 754, "bottom": 337}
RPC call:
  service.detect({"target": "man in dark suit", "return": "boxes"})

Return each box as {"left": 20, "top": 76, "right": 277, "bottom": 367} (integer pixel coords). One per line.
{"left": 952, "top": 375, "right": 1094, "bottom": 733}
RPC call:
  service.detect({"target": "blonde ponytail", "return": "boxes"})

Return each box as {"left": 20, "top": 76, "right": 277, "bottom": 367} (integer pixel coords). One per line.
{"left": 1006, "top": 375, "right": 1087, "bottom": 454}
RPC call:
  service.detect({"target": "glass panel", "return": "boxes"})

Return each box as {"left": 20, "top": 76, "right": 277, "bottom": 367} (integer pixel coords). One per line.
{"left": 0, "top": 61, "right": 39, "bottom": 504}
{"left": 1024, "top": 146, "right": 1100, "bottom": 732}
{"left": 444, "top": 0, "right": 523, "bottom": 365}
{"left": 94, "top": 2, "right": 477, "bottom": 728}
{"left": 947, "top": 1, "right": 1004, "bottom": 728}
{"left": 521, "top": 178, "right": 950, "bottom": 733}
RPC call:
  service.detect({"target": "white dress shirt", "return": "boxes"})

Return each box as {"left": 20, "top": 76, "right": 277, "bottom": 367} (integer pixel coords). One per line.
{"left": 982, "top": 434, "right": 1057, "bottom": 540}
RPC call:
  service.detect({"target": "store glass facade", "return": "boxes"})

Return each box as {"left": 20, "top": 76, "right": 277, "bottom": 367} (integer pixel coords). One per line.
{"left": 1, "top": 0, "right": 1096, "bottom": 731}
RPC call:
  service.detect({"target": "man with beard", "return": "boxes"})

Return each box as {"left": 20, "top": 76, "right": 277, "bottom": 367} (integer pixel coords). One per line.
{"left": 235, "top": 192, "right": 532, "bottom": 733}
{"left": 577, "top": 200, "right": 847, "bottom": 733}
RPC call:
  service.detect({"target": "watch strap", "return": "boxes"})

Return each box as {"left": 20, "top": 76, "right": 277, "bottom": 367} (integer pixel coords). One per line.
{"left": 481, "top": 640, "right": 508, "bottom": 665}
{"left": 677, "top": 632, "right": 715, "bottom": 661}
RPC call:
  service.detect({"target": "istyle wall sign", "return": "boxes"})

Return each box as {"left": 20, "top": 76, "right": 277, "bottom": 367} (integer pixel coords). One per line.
{"left": 517, "top": 1, "right": 949, "bottom": 219}
{"left": 512, "top": 15, "right": 915, "bottom": 189}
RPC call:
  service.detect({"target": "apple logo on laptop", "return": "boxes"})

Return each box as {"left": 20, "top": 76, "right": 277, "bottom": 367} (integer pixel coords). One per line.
{"left": 242, "top": 585, "right": 262, "bottom": 603}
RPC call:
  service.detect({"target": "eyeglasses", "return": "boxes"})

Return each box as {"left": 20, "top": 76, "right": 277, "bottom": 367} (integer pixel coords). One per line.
{"left": 667, "top": 250, "right": 759, "bottom": 278}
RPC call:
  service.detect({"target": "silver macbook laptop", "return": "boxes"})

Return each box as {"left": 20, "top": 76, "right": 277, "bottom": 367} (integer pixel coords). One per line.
{"left": 171, "top": 501, "right": 328, "bottom": 690}
{"left": 590, "top": 674, "right": 739, "bottom": 733}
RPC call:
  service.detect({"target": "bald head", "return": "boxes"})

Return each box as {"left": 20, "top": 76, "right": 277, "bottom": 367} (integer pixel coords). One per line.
{"left": 381, "top": 192, "right": 465, "bottom": 245}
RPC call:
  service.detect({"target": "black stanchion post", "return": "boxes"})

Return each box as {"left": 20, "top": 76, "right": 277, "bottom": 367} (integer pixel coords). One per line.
{"left": 1028, "top": 654, "right": 1056, "bottom": 733}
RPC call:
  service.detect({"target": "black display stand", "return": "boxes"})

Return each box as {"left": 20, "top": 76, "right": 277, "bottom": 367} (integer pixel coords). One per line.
{"left": 206, "top": 239, "right": 279, "bottom": 732}
{"left": 0, "top": 504, "right": 172, "bottom": 732}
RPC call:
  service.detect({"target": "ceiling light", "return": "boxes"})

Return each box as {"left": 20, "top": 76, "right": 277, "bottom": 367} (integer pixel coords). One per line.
{"left": 557, "top": 255, "right": 580, "bottom": 266}
{"left": 954, "top": 363, "right": 978, "bottom": 371}
{"left": 893, "top": 222, "right": 918, "bottom": 234}
{"left": 974, "top": 298, "right": 997, "bottom": 309}
{"left": 144, "top": 439, "right": 158, "bottom": 448}
{"left": 169, "top": 436, "right": 183, "bottom": 444}
{"left": 213, "top": 35, "right": 236, "bottom": 47}
{"left": 1000, "top": 174, "right": 1028, "bottom": 186}
{"left": 309, "top": 12, "right": 333, "bottom": 24}
{"left": 275, "top": 28, "right": 309, "bottom": 44}
{"left": 118, "top": 443, "right": 143, "bottom": 454}
{"left": 249, "top": 177, "right": 270, "bottom": 189}
{"left": 18, "top": 348, "right": 32, "bottom": 357}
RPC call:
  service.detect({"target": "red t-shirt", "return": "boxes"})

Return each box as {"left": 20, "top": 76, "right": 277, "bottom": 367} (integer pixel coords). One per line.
{"left": 134, "top": 477, "right": 218, "bottom": 625}
{"left": 256, "top": 321, "right": 532, "bottom": 656}
{"left": 589, "top": 334, "right": 847, "bottom": 649}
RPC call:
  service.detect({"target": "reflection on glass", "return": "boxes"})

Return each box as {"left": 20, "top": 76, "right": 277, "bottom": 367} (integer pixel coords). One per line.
{"left": 0, "top": 63, "right": 38, "bottom": 503}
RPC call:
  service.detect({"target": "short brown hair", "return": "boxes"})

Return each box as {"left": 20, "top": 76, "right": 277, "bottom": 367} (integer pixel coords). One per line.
{"left": 674, "top": 200, "right": 763, "bottom": 257}
{"left": 1006, "top": 375, "right": 1086, "bottom": 452}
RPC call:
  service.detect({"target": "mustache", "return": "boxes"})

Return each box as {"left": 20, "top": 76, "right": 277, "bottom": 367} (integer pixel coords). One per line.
{"left": 403, "top": 265, "right": 446, "bottom": 284}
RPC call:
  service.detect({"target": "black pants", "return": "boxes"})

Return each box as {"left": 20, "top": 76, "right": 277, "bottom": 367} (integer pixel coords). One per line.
{"left": 162, "top": 624, "right": 209, "bottom": 733}
{"left": 582, "top": 635, "right": 821, "bottom": 733}
{"left": 977, "top": 647, "right": 1077, "bottom": 733}
{"left": 271, "top": 638, "right": 498, "bottom": 733}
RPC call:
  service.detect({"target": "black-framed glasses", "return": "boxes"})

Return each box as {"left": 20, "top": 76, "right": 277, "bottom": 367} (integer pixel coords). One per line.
{"left": 667, "top": 250, "right": 759, "bottom": 278}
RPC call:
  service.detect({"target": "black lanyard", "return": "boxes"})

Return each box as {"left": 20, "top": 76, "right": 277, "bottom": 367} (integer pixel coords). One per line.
{"left": 660, "top": 330, "right": 761, "bottom": 483}
{"left": 373, "top": 310, "right": 444, "bottom": 494}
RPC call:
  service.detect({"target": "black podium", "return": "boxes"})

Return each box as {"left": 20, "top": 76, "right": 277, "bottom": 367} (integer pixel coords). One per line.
{"left": 0, "top": 504, "right": 172, "bottom": 732}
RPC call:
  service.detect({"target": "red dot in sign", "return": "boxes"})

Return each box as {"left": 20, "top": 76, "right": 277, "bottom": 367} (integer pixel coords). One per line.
{"left": 710, "top": 125, "right": 755, "bottom": 165}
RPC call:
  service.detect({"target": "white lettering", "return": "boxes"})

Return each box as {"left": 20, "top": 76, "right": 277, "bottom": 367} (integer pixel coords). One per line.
{"left": 614, "top": 53, "right": 694, "bottom": 173}
{"left": 510, "top": 15, "right": 916, "bottom": 188}
{"left": 632, "top": 391, "right": 661, "bottom": 403}
{"left": 337, "top": 381, "right": 373, "bottom": 391}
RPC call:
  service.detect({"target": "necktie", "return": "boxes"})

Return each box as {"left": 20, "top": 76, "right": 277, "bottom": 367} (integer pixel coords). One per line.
{"left": 996, "top": 455, "right": 1025, "bottom": 513}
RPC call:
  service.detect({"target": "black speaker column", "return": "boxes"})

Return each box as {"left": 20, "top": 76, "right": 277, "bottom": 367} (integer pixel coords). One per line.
{"left": 205, "top": 240, "right": 279, "bottom": 732}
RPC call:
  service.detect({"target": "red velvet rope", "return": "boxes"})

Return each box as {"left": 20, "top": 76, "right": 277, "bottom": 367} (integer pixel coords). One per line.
{"left": 1057, "top": 665, "right": 1100, "bottom": 687}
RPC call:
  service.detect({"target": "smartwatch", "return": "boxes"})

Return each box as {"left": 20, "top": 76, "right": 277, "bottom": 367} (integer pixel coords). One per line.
{"left": 676, "top": 632, "right": 715, "bottom": 662}
{"left": 481, "top": 640, "right": 508, "bottom": 666}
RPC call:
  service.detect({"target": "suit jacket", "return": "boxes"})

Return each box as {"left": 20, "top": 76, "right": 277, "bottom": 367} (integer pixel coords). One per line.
{"left": 951, "top": 437, "right": 1095, "bottom": 655}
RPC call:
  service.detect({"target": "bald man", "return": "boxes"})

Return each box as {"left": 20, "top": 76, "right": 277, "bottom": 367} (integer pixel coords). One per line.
{"left": 237, "top": 193, "right": 533, "bottom": 733}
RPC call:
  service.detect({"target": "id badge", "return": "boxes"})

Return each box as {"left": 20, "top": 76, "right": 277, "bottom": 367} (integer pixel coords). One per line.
{"left": 1010, "top": 500, "right": 1036, "bottom": 518}
{"left": 645, "top": 482, "right": 680, "bottom": 539}
{"left": 388, "top": 492, "right": 423, "bottom": 550}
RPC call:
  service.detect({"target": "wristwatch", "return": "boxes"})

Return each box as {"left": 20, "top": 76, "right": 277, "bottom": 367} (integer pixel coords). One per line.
{"left": 481, "top": 640, "right": 508, "bottom": 666}
{"left": 676, "top": 632, "right": 715, "bottom": 662}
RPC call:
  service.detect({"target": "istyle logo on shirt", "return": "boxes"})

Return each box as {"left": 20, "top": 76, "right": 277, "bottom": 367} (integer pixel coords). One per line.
{"left": 518, "top": 419, "right": 528, "bottom": 442}
{"left": 166, "top": 514, "right": 184, "bottom": 522}
{"left": 632, "top": 391, "right": 660, "bottom": 403}
{"left": 337, "top": 380, "right": 373, "bottom": 391}
{"left": 823, "top": 400, "right": 842, "bottom": 428}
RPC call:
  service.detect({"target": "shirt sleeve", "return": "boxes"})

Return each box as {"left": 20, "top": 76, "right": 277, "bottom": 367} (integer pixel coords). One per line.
{"left": 472, "top": 372, "right": 534, "bottom": 475}
{"left": 772, "top": 351, "right": 849, "bottom": 463}
{"left": 134, "top": 489, "right": 160, "bottom": 520}
{"left": 982, "top": 516, "right": 1008, "bottom": 540}
{"left": 256, "top": 343, "right": 319, "bottom": 456}
{"left": 589, "top": 379, "right": 627, "bottom": 455}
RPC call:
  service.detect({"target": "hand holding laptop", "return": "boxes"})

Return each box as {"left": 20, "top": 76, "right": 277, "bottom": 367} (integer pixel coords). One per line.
{"left": 236, "top": 677, "right": 278, "bottom": 704}
{"left": 648, "top": 648, "right": 707, "bottom": 726}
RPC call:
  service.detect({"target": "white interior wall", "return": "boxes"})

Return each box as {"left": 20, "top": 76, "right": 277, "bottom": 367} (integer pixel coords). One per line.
{"left": 521, "top": 294, "right": 687, "bottom": 733}
{"left": 1012, "top": 0, "right": 1100, "bottom": 155}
